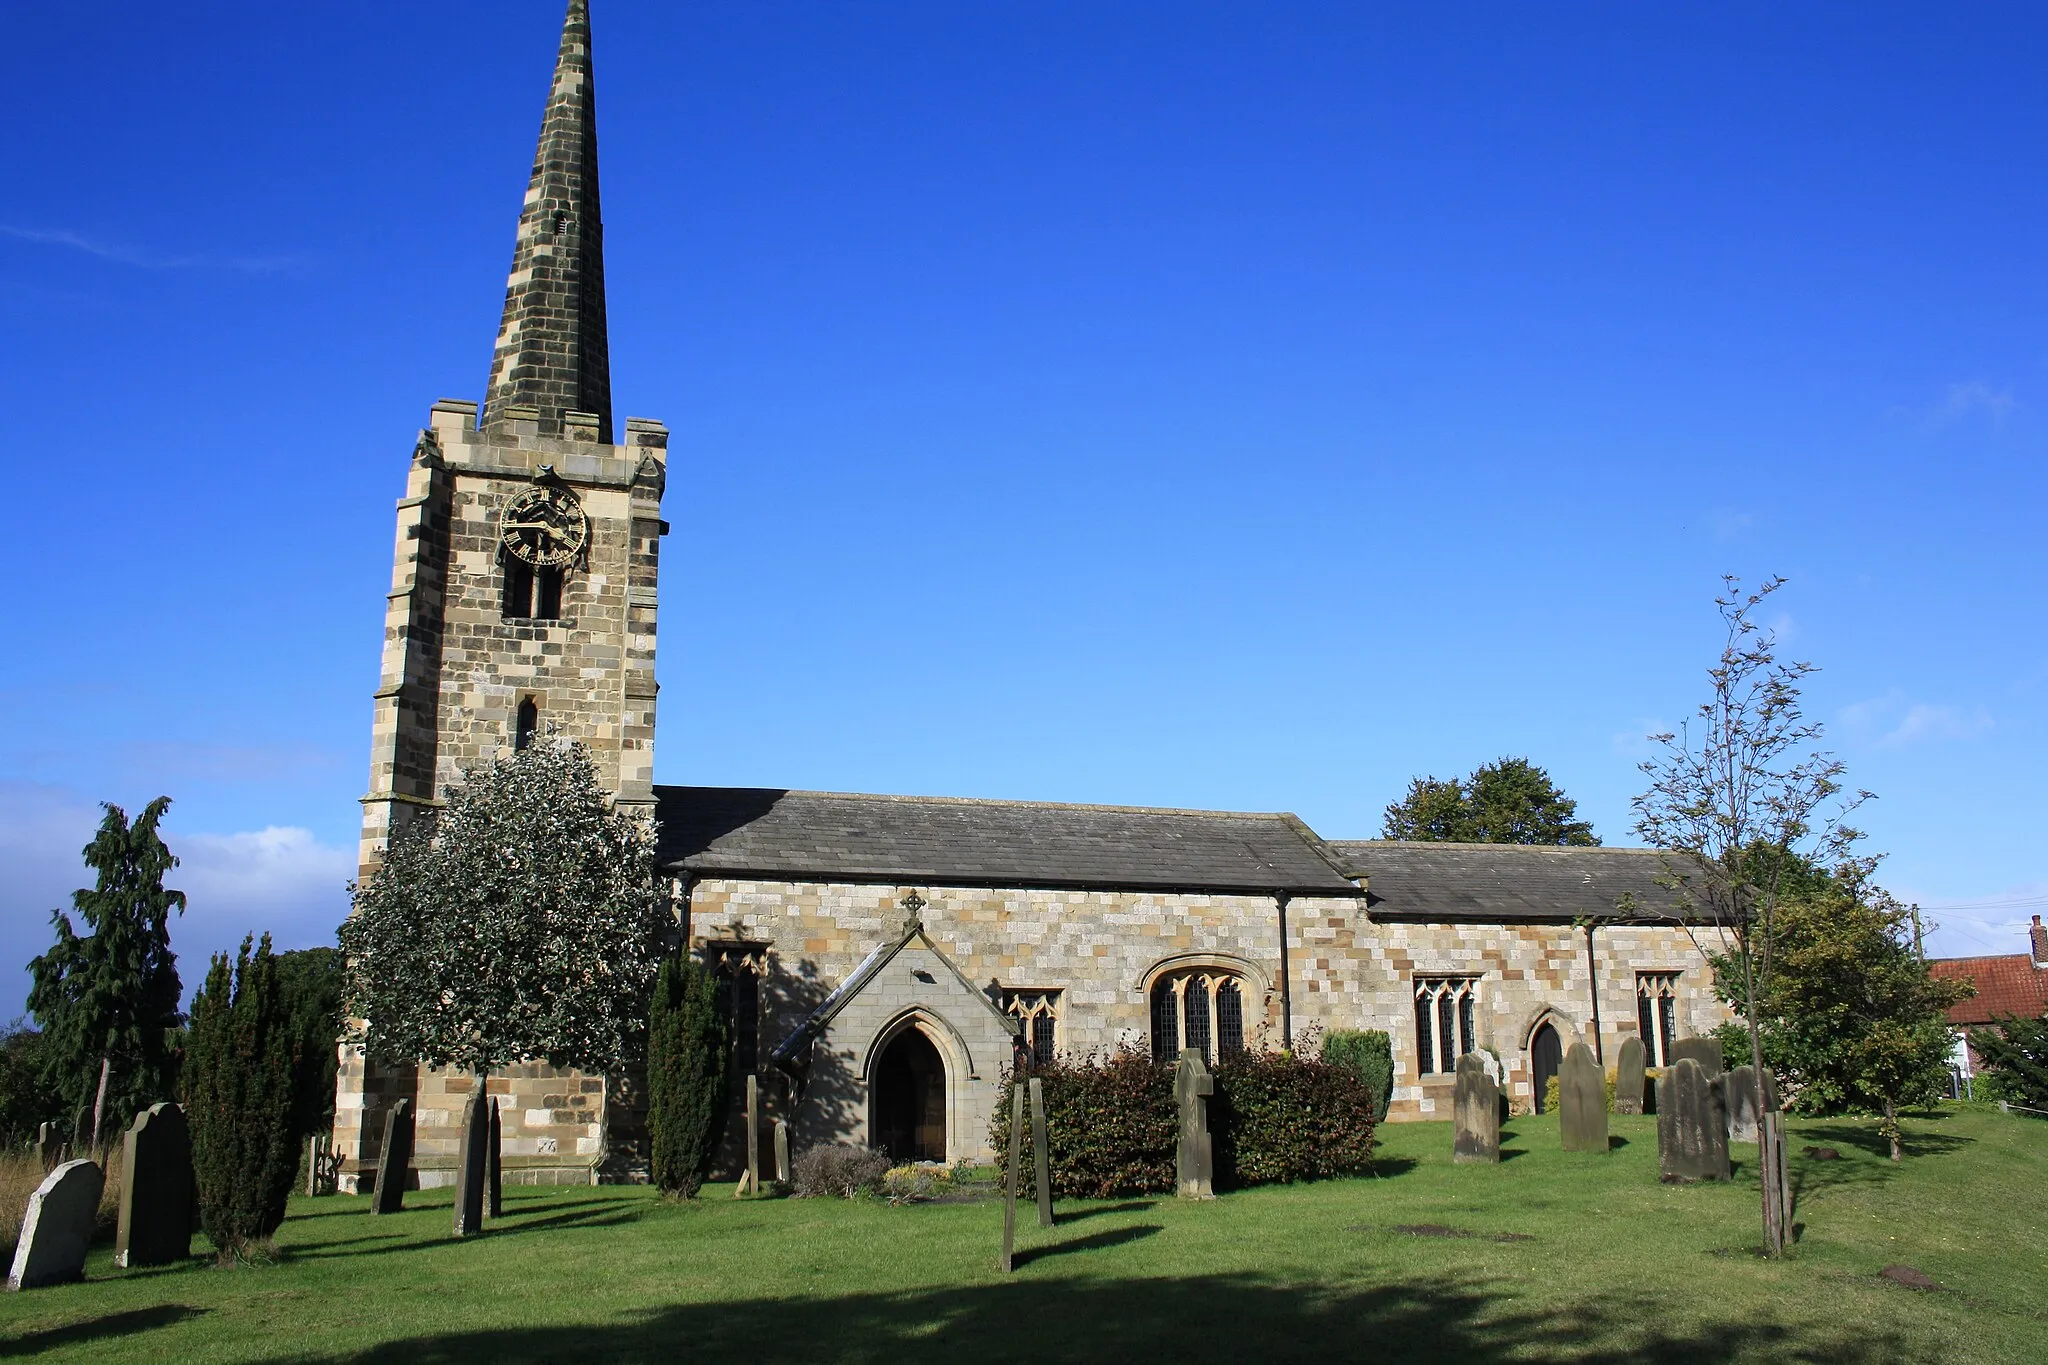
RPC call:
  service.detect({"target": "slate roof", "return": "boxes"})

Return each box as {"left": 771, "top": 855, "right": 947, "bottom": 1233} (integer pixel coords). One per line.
{"left": 1930, "top": 954, "right": 2048, "bottom": 1025}
{"left": 653, "top": 786, "right": 1362, "bottom": 895}
{"left": 1326, "top": 841, "right": 1710, "bottom": 923}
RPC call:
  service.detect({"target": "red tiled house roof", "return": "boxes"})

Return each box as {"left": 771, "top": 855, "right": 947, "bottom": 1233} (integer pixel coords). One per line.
{"left": 1930, "top": 954, "right": 2048, "bottom": 1025}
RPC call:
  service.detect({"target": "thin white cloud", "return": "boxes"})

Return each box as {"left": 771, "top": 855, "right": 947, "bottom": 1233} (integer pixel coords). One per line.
{"left": 0, "top": 224, "right": 300, "bottom": 273}
{"left": 1840, "top": 690, "right": 1992, "bottom": 748}
{"left": 1931, "top": 380, "right": 2017, "bottom": 428}
{"left": 1904, "top": 882, "right": 2048, "bottom": 961}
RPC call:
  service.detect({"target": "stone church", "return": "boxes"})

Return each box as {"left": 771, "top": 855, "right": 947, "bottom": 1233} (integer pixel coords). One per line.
{"left": 335, "top": 2, "right": 1728, "bottom": 1190}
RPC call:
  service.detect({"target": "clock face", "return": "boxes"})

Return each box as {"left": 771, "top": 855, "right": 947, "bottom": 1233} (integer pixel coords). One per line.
{"left": 499, "top": 484, "right": 588, "bottom": 569}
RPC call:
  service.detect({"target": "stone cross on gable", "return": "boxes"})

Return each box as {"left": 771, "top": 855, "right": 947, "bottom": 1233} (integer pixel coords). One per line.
{"left": 899, "top": 890, "right": 927, "bottom": 935}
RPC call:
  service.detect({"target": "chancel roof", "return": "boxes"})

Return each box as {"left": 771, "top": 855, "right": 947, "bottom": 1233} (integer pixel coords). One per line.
{"left": 1328, "top": 841, "right": 1710, "bottom": 923}
{"left": 653, "top": 786, "right": 1362, "bottom": 895}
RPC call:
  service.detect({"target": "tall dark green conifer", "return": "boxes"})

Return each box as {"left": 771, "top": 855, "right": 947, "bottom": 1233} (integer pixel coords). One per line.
{"left": 27, "top": 797, "right": 186, "bottom": 1147}
{"left": 184, "top": 935, "right": 299, "bottom": 1261}
{"left": 645, "top": 955, "right": 730, "bottom": 1196}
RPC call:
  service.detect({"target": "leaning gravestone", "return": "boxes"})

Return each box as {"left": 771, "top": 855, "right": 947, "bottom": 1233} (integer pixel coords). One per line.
{"left": 452, "top": 1086, "right": 489, "bottom": 1237}
{"left": 1657, "top": 1057, "right": 1730, "bottom": 1182}
{"left": 372, "top": 1099, "right": 415, "bottom": 1214}
{"left": 1669, "top": 1036, "right": 1724, "bottom": 1080}
{"left": 1723, "top": 1065, "right": 1763, "bottom": 1143}
{"left": 115, "top": 1102, "right": 193, "bottom": 1268}
{"left": 1613, "top": 1036, "right": 1647, "bottom": 1116}
{"left": 1174, "top": 1049, "right": 1215, "bottom": 1199}
{"left": 1559, "top": 1042, "right": 1609, "bottom": 1153}
{"left": 1452, "top": 1051, "right": 1500, "bottom": 1163}
{"left": 8, "top": 1159, "right": 103, "bottom": 1290}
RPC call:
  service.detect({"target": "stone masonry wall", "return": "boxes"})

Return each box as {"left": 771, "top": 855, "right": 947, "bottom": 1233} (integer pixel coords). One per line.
{"left": 687, "top": 878, "right": 1731, "bottom": 1161}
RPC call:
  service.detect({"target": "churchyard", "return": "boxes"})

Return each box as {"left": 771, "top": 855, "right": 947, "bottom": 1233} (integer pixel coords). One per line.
{"left": 1, "top": 1104, "right": 2041, "bottom": 1364}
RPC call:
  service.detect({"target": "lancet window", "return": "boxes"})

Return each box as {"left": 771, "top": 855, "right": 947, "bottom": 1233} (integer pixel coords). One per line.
{"left": 1000, "top": 989, "right": 1061, "bottom": 1065}
{"left": 706, "top": 942, "right": 767, "bottom": 1075}
{"left": 1636, "top": 972, "right": 1681, "bottom": 1067}
{"left": 1413, "top": 976, "right": 1478, "bottom": 1076}
{"left": 1150, "top": 970, "right": 1247, "bottom": 1065}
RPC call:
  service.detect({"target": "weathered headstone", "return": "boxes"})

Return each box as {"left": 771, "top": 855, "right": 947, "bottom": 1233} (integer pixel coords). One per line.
{"left": 8, "top": 1159, "right": 104, "bottom": 1290}
{"left": 1613, "top": 1036, "right": 1647, "bottom": 1116}
{"left": 1657, "top": 1057, "right": 1730, "bottom": 1182}
{"left": 1669, "top": 1036, "right": 1724, "bottom": 1080}
{"left": 486, "top": 1097, "right": 503, "bottom": 1218}
{"left": 1452, "top": 1051, "right": 1501, "bottom": 1163}
{"left": 1174, "top": 1048, "right": 1215, "bottom": 1199}
{"left": 1559, "top": 1042, "right": 1609, "bottom": 1153}
{"left": 35, "top": 1123, "right": 61, "bottom": 1172}
{"left": 1000, "top": 1081, "right": 1025, "bottom": 1273}
{"left": 773, "top": 1118, "right": 791, "bottom": 1186}
{"left": 115, "top": 1102, "right": 193, "bottom": 1268}
{"left": 452, "top": 1085, "right": 489, "bottom": 1237}
{"left": 1723, "top": 1065, "right": 1762, "bottom": 1143}
{"left": 371, "top": 1098, "right": 414, "bottom": 1215}
{"left": 1029, "top": 1077, "right": 1053, "bottom": 1229}
{"left": 734, "top": 1074, "right": 762, "bottom": 1197}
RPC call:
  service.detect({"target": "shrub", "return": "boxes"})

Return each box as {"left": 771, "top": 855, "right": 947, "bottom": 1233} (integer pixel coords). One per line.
{"left": 989, "top": 1043, "right": 1177, "bottom": 1199}
{"left": 273, "top": 948, "right": 344, "bottom": 1143}
{"left": 184, "top": 935, "right": 298, "bottom": 1262}
{"left": 1212, "top": 1047, "right": 1377, "bottom": 1187}
{"left": 792, "top": 1144, "right": 891, "bottom": 1198}
{"left": 1968, "top": 1014, "right": 2048, "bottom": 1111}
{"left": 1543, "top": 1068, "right": 1619, "bottom": 1115}
{"left": 991, "top": 1041, "right": 1378, "bottom": 1196}
{"left": 645, "top": 955, "right": 730, "bottom": 1196}
{"left": 1322, "top": 1030, "right": 1395, "bottom": 1121}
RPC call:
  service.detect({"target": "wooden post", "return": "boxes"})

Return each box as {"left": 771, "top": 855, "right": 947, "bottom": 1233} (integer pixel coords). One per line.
{"left": 735, "top": 1075, "right": 760, "bottom": 1197}
{"left": 487, "top": 1097, "right": 504, "bottom": 1218}
{"left": 1029, "top": 1078, "right": 1053, "bottom": 1229}
{"left": 306, "top": 1134, "right": 321, "bottom": 1197}
{"left": 1000, "top": 1081, "right": 1025, "bottom": 1272}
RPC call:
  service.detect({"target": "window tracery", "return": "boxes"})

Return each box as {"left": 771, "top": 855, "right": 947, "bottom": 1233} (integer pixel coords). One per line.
{"left": 1000, "top": 989, "right": 1060, "bottom": 1065}
{"left": 1636, "top": 971, "right": 1680, "bottom": 1067}
{"left": 1413, "top": 976, "right": 1478, "bottom": 1075}
{"left": 1150, "top": 969, "right": 1246, "bottom": 1064}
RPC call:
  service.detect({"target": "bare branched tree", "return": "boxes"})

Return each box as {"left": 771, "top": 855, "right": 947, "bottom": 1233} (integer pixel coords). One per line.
{"left": 1631, "top": 575, "right": 1871, "bottom": 1256}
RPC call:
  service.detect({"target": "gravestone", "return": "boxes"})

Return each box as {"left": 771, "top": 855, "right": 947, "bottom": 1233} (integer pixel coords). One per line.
{"left": 1029, "top": 1077, "right": 1053, "bottom": 1229}
{"left": 35, "top": 1123, "right": 61, "bottom": 1171}
{"left": 1559, "top": 1042, "right": 1609, "bottom": 1153}
{"left": 735, "top": 1075, "right": 762, "bottom": 1197}
{"left": 452, "top": 1085, "right": 489, "bottom": 1237}
{"left": 1669, "top": 1036, "right": 1724, "bottom": 1080}
{"left": 487, "top": 1097, "right": 503, "bottom": 1218}
{"left": 115, "top": 1102, "right": 193, "bottom": 1268}
{"left": 1452, "top": 1051, "right": 1501, "bottom": 1163}
{"left": 773, "top": 1119, "right": 791, "bottom": 1186}
{"left": 1000, "top": 1081, "right": 1025, "bottom": 1272}
{"left": 1723, "top": 1065, "right": 1762, "bottom": 1143}
{"left": 1613, "top": 1036, "right": 1647, "bottom": 1115}
{"left": 372, "top": 1099, "right": 414, "bottom": 1214}
{"left": 1174, "top": 1049, "right": 1215, "bottom": 1199}
{"left": 1657, "top": 1057, "right": 1730, "bottom": 1182}
{"left": 8, "top": 1159, "right": 103, "bottom": 1290}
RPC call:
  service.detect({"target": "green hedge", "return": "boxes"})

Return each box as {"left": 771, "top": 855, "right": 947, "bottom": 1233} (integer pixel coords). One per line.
{"left": 1321, "top": 1030, "right": 1395, "bottom": 1121}
{"left": 990, "top": 1042, "right": 1377, "bottom": 1197}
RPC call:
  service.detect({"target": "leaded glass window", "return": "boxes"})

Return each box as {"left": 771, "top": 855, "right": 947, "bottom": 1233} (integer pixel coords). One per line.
{"left": 1636, "top": 971, "right": 1681, "bottom": 1067}
{"left": 1001, "top": 989, "right": 1061, "bottom": 1066}
{"left": 1413, "top": 976, "right": 1479, "bottom": 1076}
{"left": 1150, "top": 969, "right": 1252, "bottom": 1064}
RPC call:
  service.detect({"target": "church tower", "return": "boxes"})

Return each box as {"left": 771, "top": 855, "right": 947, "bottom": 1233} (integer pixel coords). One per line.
{"left": 359, "top": 0, "right": 664, "bottom": 876}
{"left": 342, "top": 0, "right": 664, "bottom": 1188}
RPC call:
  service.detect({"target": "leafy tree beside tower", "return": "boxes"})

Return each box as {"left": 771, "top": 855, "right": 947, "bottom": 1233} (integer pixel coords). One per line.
{"left": 27, "top": 796, "right": 186, "bottom": 1149}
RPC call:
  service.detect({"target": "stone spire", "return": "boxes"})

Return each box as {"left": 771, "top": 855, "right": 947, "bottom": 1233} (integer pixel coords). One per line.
{"left": 482, "top": 0, "right": 612, "bottom": 443}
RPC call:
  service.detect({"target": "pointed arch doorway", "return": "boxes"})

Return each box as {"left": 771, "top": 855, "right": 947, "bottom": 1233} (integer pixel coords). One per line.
{"left": 873, "top": 1026, "right": 948, "bottom": 1161}
{"left": 1530, "top": 1020, "right": 1563, "bottom": 1114}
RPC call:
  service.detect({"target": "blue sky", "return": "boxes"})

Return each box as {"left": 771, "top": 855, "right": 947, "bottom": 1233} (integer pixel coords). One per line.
{"left": 3, "top": 2, "right": 2043, "bottom": 1013}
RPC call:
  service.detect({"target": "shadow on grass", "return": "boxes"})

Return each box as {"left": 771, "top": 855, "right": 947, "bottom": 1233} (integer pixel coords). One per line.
{"left": 0, "top": 1304, "right": 208, "bottom": 1358}
{"left": 1055, "top": 1201, "right": 1155, "bottom": 1226}
{"left": 289, "top": 1203, "right": 642, "bottom": 1261}
{"left": 1367, "top": 1156, "right": 1419, "bottom": 1178}
{"left": 273, "top": 1272, "right": 1920, "bottom": 1365}
{"left": 1010, "top": 1224, "right": 1161, "bottom": 1267}
{"left": 1608, "top": 1136, "right": 1630, "bottom": 1151}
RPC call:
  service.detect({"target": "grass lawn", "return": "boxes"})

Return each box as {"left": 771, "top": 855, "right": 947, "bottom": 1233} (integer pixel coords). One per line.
{"left": 1, "top": 1104, "right": 2042, "bottom": 1363}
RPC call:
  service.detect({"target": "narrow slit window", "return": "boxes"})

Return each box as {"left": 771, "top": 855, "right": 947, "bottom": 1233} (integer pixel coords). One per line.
{"left": 514, "top": 697, "right": 538, "bottom": 751}
{"left": 1182, "top": 976, "right": 1213, "bottom": 1063}
{"left": 1216, "top": 979, "right": 1244, "bottom": 1056}
{"left": 502, "top": 558, "right": 535, "bottom": 618}
{"left": 1151, "top": 981, "right": 1180, "bottom": 1064}
{"left": 535, "top": 565, "right": 564, "bottom": 620}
